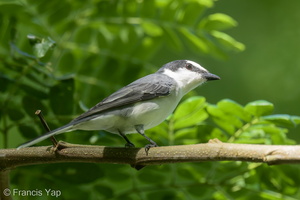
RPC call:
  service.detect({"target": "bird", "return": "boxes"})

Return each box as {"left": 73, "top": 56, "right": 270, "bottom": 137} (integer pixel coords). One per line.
{"left": 18, "top": 60, "right": 220, "bottom": 150}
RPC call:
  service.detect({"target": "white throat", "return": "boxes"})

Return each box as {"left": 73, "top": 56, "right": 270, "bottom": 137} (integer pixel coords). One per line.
{"left": 162, "top": 68, "right": 206, "bottom": 96}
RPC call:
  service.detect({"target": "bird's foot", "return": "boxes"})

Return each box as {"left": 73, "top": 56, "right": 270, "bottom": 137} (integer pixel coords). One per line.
{"left": 50, "top": 141, "right": 70, "bottom": 152}
{"left": 144, "top": 143, "right": 158, "bottom": 155}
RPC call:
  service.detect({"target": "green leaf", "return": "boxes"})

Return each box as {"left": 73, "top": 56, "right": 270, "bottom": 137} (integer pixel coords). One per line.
{"left": 173, "top": 96, "right": 208, "bottom": 130}
{"left": 213, "top": 117, "right": 236, "bottom": 135}
{"left": 18, "top": 125, "right": 39, "bottom": 139}
{"left": 173, "top": 96, "right": 206, "bottom": 120}
{"left": 49, "top": 77, "right": 74, "bottom": 116}
{"left": 248, "top": 124, "right": 280, "bottom": 135}
{"left": 201, "top": 13, "right": 238, "bottom": 31}
{"left": 234, "top": 138, "right": 268, "bottom": 144}
{"left": 44, "top": 163, "right": 104, "bottom": 184}
{"left": 19, "top": 83, "right": 48, "bottom": 99}
{"left": 210, "top": 31, "right": 245, "bottom": 52}
{"left": 138, "top": 167, "right": 169, "bottom": 184}
{"left": 0, "top": 0, "right": 23, "bottom": 6}
{"left": 147, "top": 122, "right": 169, "bottom": 142}
{"left": 7, "top": 106, "right": 25, "bottom": 121}
{"left": 160, "top": 1, "right": 181, "bottom": 22}
{"left": 179, "top": 27, "right": 208, "bottom": 53}
{"left": 174, "top": 127, "right": 197, "bottom": 141}
{"left": 0, "top": 74, "right": 13, "bottom": 92}
{"left": 206, "top": 126, "right": 227, "bottom": 142}
{"left": 178, "top": 2, "right": 206, "bottom": 26}
{"left": 27, "top": 34, "right": 56, "bottom": 58}
{"left": 207, "top": 103, "right": 246, "bottom": 135}
{"left": 262, "top": 114, "right": 296, "bottom": 128}
{"left": 140, "top": 0, "right": 156, "bottom": 18}
{"left": 163, "top": 27, "right": 183, "bottom": 50}
{"left": 22, "top": 95, "right": 47, "bottom": 116}
{"left": 217, "top": 99, "right": 252, "bottom": 122}
{"left": 94, "top": 184, "right": 114, "bottom": 199}
{"left": 292, "top": 116, "right": 300, "bottom": 125}
{"left": 141, "top": 21, "right": 163, "bottom": 37}
{"left": 207, "top": 104, "right": 236, "bottom": 134}
{"left": 245, "top": 100, "right": 274, "bottom": 117}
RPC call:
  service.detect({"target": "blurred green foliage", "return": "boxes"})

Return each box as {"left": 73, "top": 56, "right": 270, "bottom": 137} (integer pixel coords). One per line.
{"left": 1, "top": 0, "right": 300, "bottom": 199}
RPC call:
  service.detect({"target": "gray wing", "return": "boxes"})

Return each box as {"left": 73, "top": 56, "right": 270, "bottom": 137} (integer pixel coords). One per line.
{"left": 72, "top": 73, "right": 176, "bottom": 122}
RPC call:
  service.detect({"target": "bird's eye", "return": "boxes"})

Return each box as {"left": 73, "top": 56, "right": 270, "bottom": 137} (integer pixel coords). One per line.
{"left": 185, "top": 64, "right": 193, "bottom": 70}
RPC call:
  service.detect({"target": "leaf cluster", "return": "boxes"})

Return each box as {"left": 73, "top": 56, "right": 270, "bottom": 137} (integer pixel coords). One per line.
{"left": 146, "top": 97, "right": 300, "bottom": 148}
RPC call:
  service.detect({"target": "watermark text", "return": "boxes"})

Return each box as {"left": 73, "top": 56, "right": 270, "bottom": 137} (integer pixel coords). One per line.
{"left": 3, "top": 188, "right": 61, "bottom": 198}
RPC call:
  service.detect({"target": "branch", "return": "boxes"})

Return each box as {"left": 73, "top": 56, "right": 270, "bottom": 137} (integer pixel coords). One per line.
{"left": 1, "top": 140, "right": 300, "bottom": 171}
{"left": 0, "top": 170, "right": 11, "bottom": 200}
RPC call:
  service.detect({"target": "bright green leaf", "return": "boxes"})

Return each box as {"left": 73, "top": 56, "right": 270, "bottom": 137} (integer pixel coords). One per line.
{"left": 234, "top": 138, "right": 268, "bottom": 144}
{"left": 201, "top": 13, "right": 238, "bottom": 31}
{"left": 179, "top": 27, "right": 208, "bottom": 53}
{"left": 292, "top": 116, "right": 300, "bottom": 125}
{"left": 147, "top": 122, "right": 169, "bottom": 141}
{"left": 248, "top": 124, "right": 281, "bottom": 135}
{"left": 207, "top": 103, "right": 243, "bottom": 134}
{"left": 181, "top": 139, "right": 200, "bottom": 145}
{"left": 173, "top": 96, "right": 206, "bottom": 120}
{"left": 141, "top": 21, "right": 163, "bottom": 37}
{"left": 174, "top": 127, "right": 197, "bottom": 141}
{"left": 179, "top": 2, "right": 206, "bottom": 26}
{"left": 173, "top": 96, "right": 208, "bottom": 129}
{"left": 217, "top": 99, "right": 252, "bottom": 122}
{"left": 210, "top": 31, "right": 245, "bottom": 52}
{"left": 213, "top": 117, "right": 236, "bottom": 134}
{"left": 163, "top": 26, "right": 183, "bottom": 50}
{"left": 245, "top": 100, "right": 274, "bottom": 117}
{"left": 207, "top": 105, "right": 236, "bottom": 134}
{"left": 207, "top": 127, "right": 227, "bottom": 141}
{"left": 242, "top": 128, "right": 265, "bottom": 138}
{"left": 262, "top": 114, "right": 296, "bottom": 128}
{"left": 27, "top": 35, "right": 56, "bottom": 58}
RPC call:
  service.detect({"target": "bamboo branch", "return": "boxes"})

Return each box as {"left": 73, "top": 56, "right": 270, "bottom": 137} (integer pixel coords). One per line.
{"left": 1, "top": 140, "right": 300, "bottom": 172}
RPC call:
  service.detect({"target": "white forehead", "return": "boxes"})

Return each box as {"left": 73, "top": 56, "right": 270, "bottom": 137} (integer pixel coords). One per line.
{"left": 186, "top": 60, "right": 207, "bottom": 72}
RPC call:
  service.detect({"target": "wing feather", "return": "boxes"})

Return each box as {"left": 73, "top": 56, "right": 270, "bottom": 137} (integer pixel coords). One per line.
{"left": 72, "top": 74, "right": 176, "bottom": 122}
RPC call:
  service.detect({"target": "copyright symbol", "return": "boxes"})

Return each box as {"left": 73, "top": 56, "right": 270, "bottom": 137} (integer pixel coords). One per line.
{"left": 3, "top": 188, "right": 11, "bottom": 196}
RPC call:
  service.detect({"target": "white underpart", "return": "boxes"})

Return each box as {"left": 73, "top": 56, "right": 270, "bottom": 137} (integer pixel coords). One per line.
{"left": 75, "top": 93, "right": 180, "bottom": 134}
{"left": 162, "top": 60, "right": 208, "bottom": 96}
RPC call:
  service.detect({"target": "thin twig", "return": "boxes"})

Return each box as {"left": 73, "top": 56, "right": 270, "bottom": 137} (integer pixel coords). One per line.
{"left": 35, "top": 110, "right": 58, "bottom": 146}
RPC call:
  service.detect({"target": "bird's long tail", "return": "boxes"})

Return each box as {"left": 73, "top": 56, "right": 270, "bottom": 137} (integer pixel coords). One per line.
{"left": 17, "top": 123, "right": 73, "bottom": 149}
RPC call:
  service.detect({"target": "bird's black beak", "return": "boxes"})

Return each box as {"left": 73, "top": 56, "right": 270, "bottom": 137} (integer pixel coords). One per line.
{"left": 204, "top": 73, "right": 221, "bottom": 81}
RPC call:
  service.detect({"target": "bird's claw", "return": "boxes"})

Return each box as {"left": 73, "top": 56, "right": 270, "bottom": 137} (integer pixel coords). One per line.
{"left": 144, "top": 143, "right": 158, "bottom": 155}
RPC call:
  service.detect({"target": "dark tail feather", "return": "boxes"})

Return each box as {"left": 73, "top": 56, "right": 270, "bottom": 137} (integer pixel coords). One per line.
{"left": 17, "top": 123, "right": 73, "bottom": 149}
